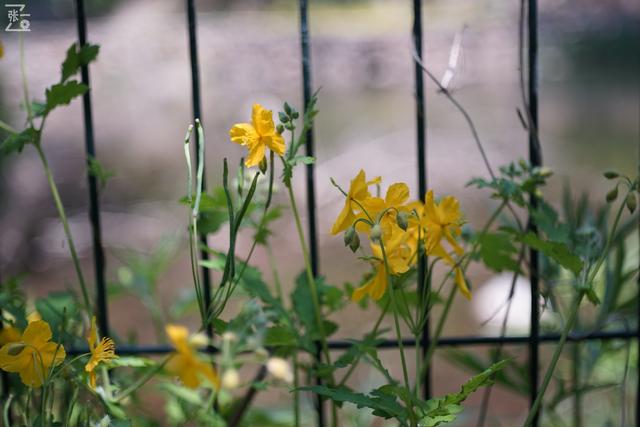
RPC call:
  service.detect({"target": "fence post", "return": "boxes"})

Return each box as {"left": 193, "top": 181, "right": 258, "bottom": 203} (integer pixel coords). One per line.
{"left": 527, "top": 0, "right": 541, "bottom": 426}
{"left": 298, "top": 1, "right": 324, "bottom": 426}
{"left": 185, "top": 0, "right": 213, "bottom": 337}
{"left": 74, "top": 0, "right": 108, "bottom": 337}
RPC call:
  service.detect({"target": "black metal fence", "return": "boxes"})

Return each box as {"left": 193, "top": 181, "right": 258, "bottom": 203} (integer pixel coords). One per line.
{"left": 8, "top": 0, "right": 639, "bottom": 426}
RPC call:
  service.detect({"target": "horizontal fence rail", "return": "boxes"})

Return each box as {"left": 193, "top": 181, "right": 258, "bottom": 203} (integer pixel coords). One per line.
{"left": 1, "top": 1, "right": 634, "bottom": 427}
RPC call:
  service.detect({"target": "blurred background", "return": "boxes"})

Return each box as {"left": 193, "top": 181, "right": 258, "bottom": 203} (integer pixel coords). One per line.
{"left": 0, "top": 0, "right": 638, "bottom": 425}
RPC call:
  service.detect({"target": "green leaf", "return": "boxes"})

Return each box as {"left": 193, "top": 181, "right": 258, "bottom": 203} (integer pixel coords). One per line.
{"left": 264, "top": 325, "right": 297, "bottom": 347}
{"left": 517, "top": 231, "right": 584, "bottom": 275}
{"left": 1, "top": 127, "right": 38, "bottom": 155}
{"left": 87, "top": 155, "right": 115, "bottom": 189}
{"left": 298, "top": 385, "right": 406, "bottom": 420}
{"left": 475, "top": 232, "right": 521, "bottom": 273}
{"left": 61, "top": 43, "right": 100, "bottom": 82}
{"left": 419, "top": 359, "right": 510, "bottom": 426}
{"left": 108, "top": 356, "right": 156, "bottom": 368}
{"left": 45, "top": 80, "right": 88, "bottom": 113}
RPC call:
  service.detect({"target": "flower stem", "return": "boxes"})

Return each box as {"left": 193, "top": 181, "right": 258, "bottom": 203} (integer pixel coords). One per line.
{"left": 522, "top": 291, "right": 584, "bottom": 427}
{"left": 35, "top": 143, "right": 92, "bottom": 315}
{"left": 285, "top": 184, "right": 338, "bottom": 426}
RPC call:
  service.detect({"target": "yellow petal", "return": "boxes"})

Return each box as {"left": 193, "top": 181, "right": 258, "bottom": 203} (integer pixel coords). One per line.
{"left": 229, "top": 123, "right": 259, "bottom": 147}
{"left": 263, "top": 133, "right": 286, "bottom": 156}
{"left": 385, "top": 183, "right": 410, "bottom": 206}
{"left": 455, "top": 268, "right": 471, "bottom": 300}
{"left": 251, "top": 103, "right": 276, "bottom": 136}
{"left": 22, "top": 320, "right": 52, "bottom": 347}
{"left": 330, "top": 202, "right": 356, "bottom": 235}
{"left": 245, "top": 141, "right": 266, "bottom": 168}
{"left": 0, "top": 326, "right": 21, "bottom": 346}
{"left": 0, "top": 344, "right": 31, "bottom": 373}
{"left": 37, "top": 341, "right": 66, "bottom": 370}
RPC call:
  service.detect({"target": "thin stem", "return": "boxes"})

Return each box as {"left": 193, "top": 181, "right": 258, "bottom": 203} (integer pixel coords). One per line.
{"left": 379, "top": 240, "right": 415, "bottom": 425}
{"left": 114, "top": 357, "right": 170, "bottom": 402}
{"left": 19, "top": 34, "right": 33, "bottom": 127}
{"left": 523, "top": 291, "right": 585, "bottom": 427}
{"left": 292, "top": 351, "right": 301, "bottom": 427}
{"left": 35, "top": 144, "right": 92, "bottom": 314}
{"left": 419, "top": 284, "right": 456, "bottom": 381}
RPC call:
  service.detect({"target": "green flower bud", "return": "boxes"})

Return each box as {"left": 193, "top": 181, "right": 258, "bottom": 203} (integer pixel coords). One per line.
{"left": 291, "top": 111, "right": 299, "bottom": 119}
{"left": 626, "top": 192, "right": 637, "bottom": 213}
{"left": 276, "top": 124, "right": 284, "bottom": 134}
{"left": 278, "top": 111, "right": 289, "bottom": 123}
{"left": 259, "top": 156, "right": 268, "bottom": 174}
{"left": 370, "top": 224, "right": 382, "bottom": 242}
{"left": 396, "top": 211, "right": 409, "bottom": 231}
{"left": 283, "top": 102, "right": 292, "bottom": 115}
{"left": 603, "top": 171, "right": 619, "bottom": 180}
{"left": 344, "top": 227, "right": 360, "bottom": 253}
{"left": 606, "top": 187, "right": 618, "bottom": 203}
{"left": 538, "top": 167, "right": 553, "bottom": 178}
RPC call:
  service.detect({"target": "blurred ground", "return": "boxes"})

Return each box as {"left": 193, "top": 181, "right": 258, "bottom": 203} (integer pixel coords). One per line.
{"left": 0, "top": 0, "right": 638, "bottom": 425}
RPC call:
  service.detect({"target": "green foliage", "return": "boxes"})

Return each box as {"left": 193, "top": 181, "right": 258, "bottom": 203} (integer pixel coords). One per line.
{"left": 418, "top": 360, "right": 510, "bottom": 426}
{"left": 45, "top": 81, "right": 88, "bottom": 113}
{"left": 88, "top": 155, "right": 115, "bottom": 189}
{"left": 474, "top": 231, "right": 521, "bottom": 273}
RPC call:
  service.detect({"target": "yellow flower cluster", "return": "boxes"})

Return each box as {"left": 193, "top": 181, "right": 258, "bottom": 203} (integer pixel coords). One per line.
{"left": 331, "top": 169, "right": 470, "bottom": 302}
{"left": 0, "top": 317, "right": 117, "bottom": 389}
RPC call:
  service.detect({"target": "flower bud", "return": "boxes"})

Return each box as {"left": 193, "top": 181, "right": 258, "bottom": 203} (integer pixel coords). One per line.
{"left": 291, "top": 111, "right": 299, "bottom": 119}
{"left": 267, "top": 357, "right": 293, "bottom": 383}
{"left": 278, "top": 111, "right": 289, "bottom": 123}
{"left": 370, "top": 224, "right": 382, "bottom": 242}
{"left": 221, "top": 368, "right": 240, "bottom": 390}
{"left": 276, "top": 124, "right": 284, "bottom": 134}
{"left": 606, "top": 187, "right": 618, "bottom": 203}
{"left": 222, "top": 332, "right": 238, "bottom": 343}
{"left": 283, "top": 102, "right": 292, "bottom": 116}
{"left": 343, "top": 226, "right": 360, "bottom": 252}
{"left": 538, "top": 167, "right": 553, "bottom": 178}
{"left": 259, "top": 156, "right": 268, "bottom": 174}
{"left": 189, "top": 332, "right": 209, "bottom": 349}
{"left": 626, "top": 192, "right": 637, "bottom": 213}
{"left": 603, "top": 171, "right": 619, "bottom": 180}
{"left": 396, "top": 211, "right": 409, "bottom": 231}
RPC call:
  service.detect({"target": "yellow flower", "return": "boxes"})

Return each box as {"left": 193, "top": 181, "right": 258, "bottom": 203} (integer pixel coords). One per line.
{"left": 27, "top": 311, "right": 41, "bottom": 323}
{"left": 352, "top": 226, "right": 415, "bottom": 301}
{"left": 422, "top": 190, "right": 464, "bottom": 256}
{"left": 0, "top": 320, "right": 65, "bottom": 387}
{"left": 165, "top": 324, "right": 220, "bottom": 389}
{"left": 359, "top": 182, "right": 413, "bottom": 240}
{"left": 85, "top": 317, "right": 117, "bottom": 389}
{"left": 331, "top": 169, "right": 381, "bottom": 235}
{"left": 0, "top": 325, "right": 21, "bottom": 346}
{"left": 229, "top": 103, "right": 286, "bottom": 168}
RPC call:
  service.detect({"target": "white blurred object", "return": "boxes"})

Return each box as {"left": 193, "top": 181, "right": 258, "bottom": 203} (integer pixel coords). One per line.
{"left": 472, "top": 273, "right": 535, "bottom": 334}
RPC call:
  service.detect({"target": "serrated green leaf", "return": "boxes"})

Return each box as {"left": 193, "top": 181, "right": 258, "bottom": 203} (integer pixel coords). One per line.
{"left": 1, "top": 127, "right": 38, "bottom": 155}
{"left": 517, "top": 231, "right": 583, "bottom": 275}
{"left": 297, "top": 385, "right": 406, "bottom": 420}
{"left": 264, "top": 325, "right": 297, "bottom": 347}
{"left": 475, "top": 232, "right": 521, "bottom": 273}
{"left": 45, "top": 80, "right": 88, "bottom": 113}
{"left": 61, "top": 43, "right": 100, "bottom": 82}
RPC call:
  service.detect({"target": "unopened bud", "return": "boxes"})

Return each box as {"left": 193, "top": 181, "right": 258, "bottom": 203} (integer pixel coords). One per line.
{"left": 538, "top": 167, "right": 553, "bottom": 178}
{"left": 259, "top": 156, "right": 268, "bottom": 174}
{"left": 603, "top": 171, "right": 619, "bottom": 180}
{"left": 221, "top": 368, "right": 240, "bottom": 390}
{"left": 276, "top": 124, "right": 284, "bottom": 134}
{"left": 267, "top": 357, "right": 293, "bottom": 383}
{"left": 396, "top": 211, "right": 409, "bottom": 231}
{"left": 189, "top": 333, "right": 209, "bottom": 349}
{"left": 222, "top": 332, "right": 238, "bottom": 343}
{"left": 606, "top": 187, "right": 618, "bottom": 203}
{"left": 283, "top": 102, "right": 292, "bottom": 115}
{"left": 370, "top": 224, "right": 382, "bottom": 242}
{"left": 626, "top": 192, "right": 637, "bottom": 213}
{"left": 278, "top": 111, "right": 289, "bottom": 123}
{"left": 344, "top": 226, "right": 360, "bottom": 252}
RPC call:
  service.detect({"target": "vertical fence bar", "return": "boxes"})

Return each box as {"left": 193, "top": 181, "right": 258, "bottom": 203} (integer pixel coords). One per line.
{"left": 186, "top": 0, "right": 213, "bottom": 336}
{"left": 298, "top": 1, "right": 324, "bottom": 426}
{"left": 636, "top": 149, "right": 639, "bottom": 427}
{"left": 527, "top": 0, "right": 541, "bottom": 426}
{"left": 412, "top": 0, "right": 430, "bottom": 400}
{"left": 74, "top": 0, "right": 109, "bottom": 337}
